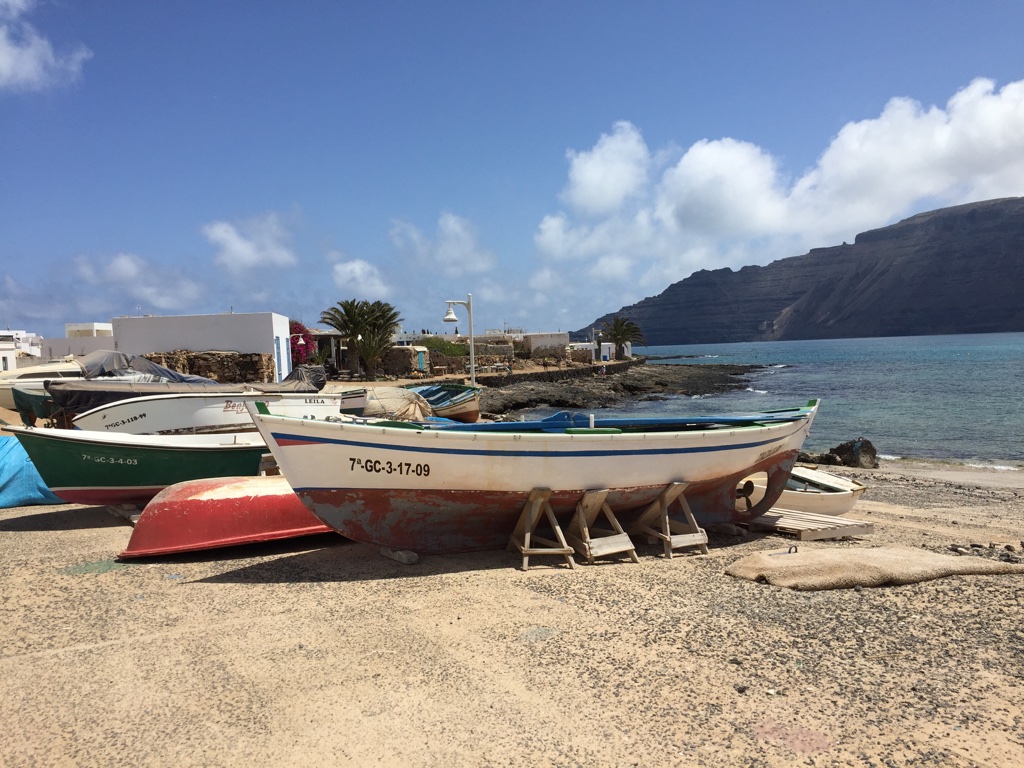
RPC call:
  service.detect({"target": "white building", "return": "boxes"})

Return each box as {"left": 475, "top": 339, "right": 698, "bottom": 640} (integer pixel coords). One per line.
{"left": 112, "top": 313, "right": 294, "bottom": 380}
{"left": 521, "top": 332, "right": 570, "bottom": 356}
{"left": 0, "top": 329, "right": 43, "bottom": 369}
{"left": 40, "top": 323, "right": 115, "bottom": 358}
{"left": 39, "top": 313, "right": 296, "bottom": 380}
{"left": 0, "top": 335, "right": 14, "bottom": 373}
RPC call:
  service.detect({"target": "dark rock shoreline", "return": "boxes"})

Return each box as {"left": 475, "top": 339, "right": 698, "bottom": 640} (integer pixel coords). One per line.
{"left": 480, "top": 362, "right": 760, "bottom": 416}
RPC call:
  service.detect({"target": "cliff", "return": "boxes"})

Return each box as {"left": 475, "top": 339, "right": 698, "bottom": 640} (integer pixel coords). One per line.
{"left": 582, "top": 197, "right": 1024, "bottom": 344}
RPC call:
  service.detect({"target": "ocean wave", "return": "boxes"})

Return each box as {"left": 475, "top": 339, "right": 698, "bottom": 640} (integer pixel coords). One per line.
{"left": 883, "top": 455, "right": 1022, "bottom": 470}
{"left": 745, "top": 387, "right": 768, "bottom": 394}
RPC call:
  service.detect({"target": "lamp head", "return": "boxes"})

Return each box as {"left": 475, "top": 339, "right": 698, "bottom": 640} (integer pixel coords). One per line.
{"left": 442, "top": 306, "right": 459, "bottom": 323}
{"left": 297, "top": 337, "right": 305, "bottom": 346}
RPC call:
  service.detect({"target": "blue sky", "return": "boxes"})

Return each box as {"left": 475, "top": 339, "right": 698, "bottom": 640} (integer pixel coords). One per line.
{"left": 3, "top": 1, "right": 1024, "bottom": 341}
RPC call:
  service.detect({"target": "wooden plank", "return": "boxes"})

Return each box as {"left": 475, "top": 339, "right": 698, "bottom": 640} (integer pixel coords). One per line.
{"left": 587, "top": 533, "right": 635, "bottom": 558}
{"left": 668, "top": 532, "right": 708, "bottom": 548}
{"left": 749, "top": 508, "right": 874, "bottom": 541}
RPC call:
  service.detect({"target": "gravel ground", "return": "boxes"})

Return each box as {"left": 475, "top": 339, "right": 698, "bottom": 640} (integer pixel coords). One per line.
{"left": 2, "top": 459, "right": 1023, "bottom": 767}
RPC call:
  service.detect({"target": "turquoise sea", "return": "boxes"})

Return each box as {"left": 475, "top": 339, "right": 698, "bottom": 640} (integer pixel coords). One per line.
{"left": 613, "top": 333, "right": 1023, "bottom": 467}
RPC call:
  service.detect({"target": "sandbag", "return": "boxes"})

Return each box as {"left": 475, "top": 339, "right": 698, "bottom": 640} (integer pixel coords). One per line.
{"left": 726, "top": 546, "right": 1024, "bottom": 591}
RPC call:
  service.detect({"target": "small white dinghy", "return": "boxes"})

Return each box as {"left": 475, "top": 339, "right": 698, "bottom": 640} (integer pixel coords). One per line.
{"left": 739, "top": 465, "right": 867, "bottom": 517}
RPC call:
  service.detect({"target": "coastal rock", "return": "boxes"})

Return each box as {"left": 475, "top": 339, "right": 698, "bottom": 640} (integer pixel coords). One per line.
{"left": 479, "top": 363, "right": 759, "bottom": 416}
{"left": 830, "top": 438, "right": 879, "bottom": 469}
{"left": 800, "top": 438, "right": 878, "bottom": 468}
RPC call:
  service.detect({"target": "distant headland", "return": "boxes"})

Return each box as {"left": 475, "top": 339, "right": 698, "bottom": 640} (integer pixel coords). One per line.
{"left": 581, "top": 197, "right": 1024, "bottom": 345}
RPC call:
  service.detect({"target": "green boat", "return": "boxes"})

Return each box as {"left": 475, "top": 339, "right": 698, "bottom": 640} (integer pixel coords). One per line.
{"left": 5, "top": 426, "right": 268, "bottom": 507}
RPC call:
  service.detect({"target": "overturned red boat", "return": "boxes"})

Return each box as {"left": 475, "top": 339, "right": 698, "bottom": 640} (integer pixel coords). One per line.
{"left": 120, "top": 474, "right": 334, "bottom": 558}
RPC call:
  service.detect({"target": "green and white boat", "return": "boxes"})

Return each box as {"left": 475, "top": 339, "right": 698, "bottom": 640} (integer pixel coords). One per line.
{"left": 5, "top": 426, "right": 268, "bottom": 507}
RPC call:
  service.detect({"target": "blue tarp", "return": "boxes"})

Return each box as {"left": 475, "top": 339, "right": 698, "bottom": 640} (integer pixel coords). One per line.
{"left": 0, "top": 435, "right": 61, "bottom": 507}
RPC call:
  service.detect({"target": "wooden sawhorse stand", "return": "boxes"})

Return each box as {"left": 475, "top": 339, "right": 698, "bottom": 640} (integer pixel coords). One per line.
{"left": 630, "top": 482, "right": 708, "bottom": 558}
{"left": 564, "top": 489, "right": 639, "bottom": 564}
{"left": 508, "top": 488, "right": 576, "bottom": 570}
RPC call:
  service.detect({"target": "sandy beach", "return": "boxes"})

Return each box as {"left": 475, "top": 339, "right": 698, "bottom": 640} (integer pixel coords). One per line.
{"left": 2, "top": 367, "right": 1023, "bottom": 767}
{"left": 2, "top": 452, "right": 1023, "bottom": 766}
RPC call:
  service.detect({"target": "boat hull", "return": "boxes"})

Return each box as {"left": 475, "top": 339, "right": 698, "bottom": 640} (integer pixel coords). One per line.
{"left": 120, "top": 475, "right": 333, "bottom": 557}
{"left": 298, "top": 451, "right": 797, "bottom": 553}
{"left": 0, "top": 361, "right": 82, "bottom": 410}
{"left": 250, "top": 402, "right": 818, "bottom": 554}
{"left": 432, "top": 398, "right": 481, "bottom": 423}
{"left": 7, "top": 427, "right": 268, "bottom": 507}
{"left": 743, "top": 466, "right": 868, "bottom": 516}
{"left": 408, "top": 384, "right": 481, "bottom": 423}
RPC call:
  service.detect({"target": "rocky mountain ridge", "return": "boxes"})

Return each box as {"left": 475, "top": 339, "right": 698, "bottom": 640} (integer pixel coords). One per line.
{"left": 582, "top": 197, "right": 1024, "bottom": 344}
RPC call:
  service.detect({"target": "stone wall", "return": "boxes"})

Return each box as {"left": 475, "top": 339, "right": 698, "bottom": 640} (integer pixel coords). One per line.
{"left": 472, "top": 358, "right": 640, "bottom": 387}
{"left": 143, "top": 350, "right": 278, "bottom": 383}
{"left": 382, "top": 347, "right": 426, "bottom": 377}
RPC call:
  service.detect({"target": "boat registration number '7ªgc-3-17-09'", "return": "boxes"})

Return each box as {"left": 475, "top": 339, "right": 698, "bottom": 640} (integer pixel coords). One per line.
{"left": 349, "top": 458, "right": 430, "bottom": 476}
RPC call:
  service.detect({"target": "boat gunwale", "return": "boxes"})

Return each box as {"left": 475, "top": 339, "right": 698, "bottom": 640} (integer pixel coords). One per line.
{"left": 254, "top": 405, "right": 817, "bottom": 446}
{"left": 4, "top": 424, "right": 265, "bottom": 449}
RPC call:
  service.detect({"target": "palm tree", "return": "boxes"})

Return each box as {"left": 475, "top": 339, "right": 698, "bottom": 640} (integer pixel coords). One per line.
{"left": 599, "top": 315, "right": 647, "bottom": 360}
{"left": 319, "top": 299, "right": 403, "bottom": 379}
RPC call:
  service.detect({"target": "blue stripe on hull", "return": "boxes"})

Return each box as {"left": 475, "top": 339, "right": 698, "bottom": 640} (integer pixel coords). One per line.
{"left": 270, "top": 426, "right": 802, "bottom": 460}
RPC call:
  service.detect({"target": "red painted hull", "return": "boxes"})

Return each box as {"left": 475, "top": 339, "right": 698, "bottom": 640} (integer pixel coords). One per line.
{"left": 298, "top": 450, "right": 798, "bottom": 554}
{"left": 120, "top": 475, "right": 333, "bottom": 558}
{"left": 56, "top": 486, "right": 167, "bottom": 507}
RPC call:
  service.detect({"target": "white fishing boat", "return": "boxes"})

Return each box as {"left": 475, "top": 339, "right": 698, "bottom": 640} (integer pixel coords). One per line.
{"left": 72, "top": 388, "right": 368, "bottom": 434}
{"left": 0, "top": 358, "right": 83, "bottom": 410}
{"left": 738, "top": 465, "right": 867, "bottom": 516}
{"left": 246, "top": 400, "right": 820, "bottom": 554}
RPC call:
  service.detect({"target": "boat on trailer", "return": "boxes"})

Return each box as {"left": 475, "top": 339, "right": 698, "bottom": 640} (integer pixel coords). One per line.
{"left": 246, "top": 400, "right": 820, "bottom": 554}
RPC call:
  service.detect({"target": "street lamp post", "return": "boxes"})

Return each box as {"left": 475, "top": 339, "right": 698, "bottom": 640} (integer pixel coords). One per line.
{"left": 442, "top": 293, "right": 475, "bottom": 386}
{"left": 285, "top": 333, "right": 307, "bottom": 380}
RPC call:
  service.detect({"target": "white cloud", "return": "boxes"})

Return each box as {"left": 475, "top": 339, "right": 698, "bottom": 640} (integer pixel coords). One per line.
{"left": 0, "top": 0, "right": 92, "bottom": 92}
{"left": 562, "top": 121, "right": 650, "bottom": 217}
{"left": 656, "top": 138, "right": 788, "bottom": 237}
{"left": 75, "top": 253, "right": 205, "bottom": 311}
{"left": 390, "top": 212, "right": 497, "bottom": 278}
{"left": 790, "top": 77, "right": 1024, "bottom": 235}
{"left": 203, "top": 212, "right": 298, "bottom": 276}
{"left": 534, "top": 78, "right": 1024, "bottom": 329}
{"left": 528, "top": 267, "right": 558, "bottom": 293}
{"left": 330, "top": 258, "right": 391, "bottom": 299}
